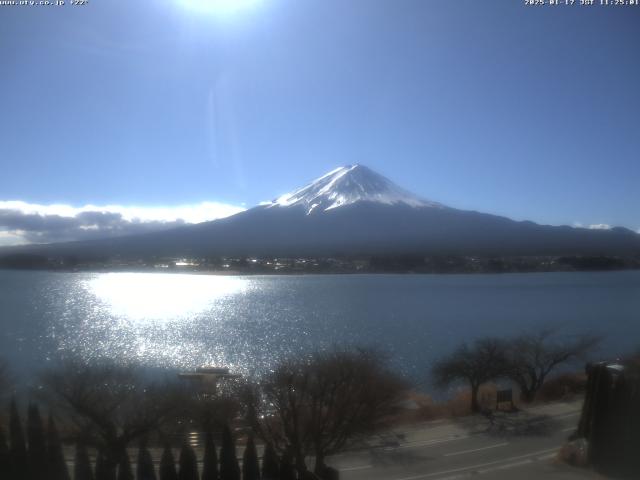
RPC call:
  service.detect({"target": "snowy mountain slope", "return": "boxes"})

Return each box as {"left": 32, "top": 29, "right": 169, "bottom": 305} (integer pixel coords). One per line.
{"left": 3, "top": 165, "right": 640, "bottom": 259}
{"left": 268, "top": 164, "right": 444, "bottom": 214}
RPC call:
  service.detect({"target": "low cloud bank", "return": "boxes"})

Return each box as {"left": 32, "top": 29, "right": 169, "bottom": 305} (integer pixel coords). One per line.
{"left": 573, "top": 222, "right": 613, "bottom": 231}
{"left": 0, "top": 200, "right": 245, "bottom": 246}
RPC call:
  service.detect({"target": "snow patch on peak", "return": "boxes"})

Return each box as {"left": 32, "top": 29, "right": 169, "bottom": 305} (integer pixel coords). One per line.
{"left": 269, "top": 165, "right": 444, "bottom": 214}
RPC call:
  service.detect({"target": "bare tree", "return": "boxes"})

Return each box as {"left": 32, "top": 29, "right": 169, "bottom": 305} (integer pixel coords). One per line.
{"left": 175, "top": 382, "right": 242, "bottom": 436}
{"left": 39, "top": 360, "right": 186, "bottom": 476}
{"left": 506, "top": 330, "right": 600, "bottom": 402}
{"left": 432, "top": 338, "right": 508, "bottom": 413}
{"left": 244, "top": 348, "right": 408, "bottom": 476}
{"left": 0, "top": 358, "right": 12, "bottom": 399}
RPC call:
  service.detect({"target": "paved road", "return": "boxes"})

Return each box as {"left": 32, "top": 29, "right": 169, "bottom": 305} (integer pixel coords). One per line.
{"left": 329, "top": 400, "right": 604, "bottom": 480}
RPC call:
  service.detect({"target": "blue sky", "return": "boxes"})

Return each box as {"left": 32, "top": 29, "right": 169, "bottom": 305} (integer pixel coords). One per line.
{"left": 1, "top": 0, "right": 639, "bottom": 244}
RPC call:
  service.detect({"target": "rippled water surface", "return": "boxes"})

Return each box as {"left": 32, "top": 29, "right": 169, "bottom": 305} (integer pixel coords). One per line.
{"left": 1, "top": 270, "right": 639, "bottom": 383}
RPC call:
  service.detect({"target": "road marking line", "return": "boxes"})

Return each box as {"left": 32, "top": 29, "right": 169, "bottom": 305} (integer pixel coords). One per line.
{"left": 554, "top": 411, "right": 580, "bottom": 419}
{"left": 391, "top": 447, "right": 560, "bottom": 480}
{"left": 386, "top": 435, "right": 470, "bottom": 451}
{"left": 478, "top": 452, "right": 557, "bottom": 474}
{"left": 377, "top": 409, "right": 580, "bottom": 453}
{"left": 434, "top": 453, "right": 559, "bottom": 480}
{"left": 340, "top": 464, "right": 373, "bottom": 471}
{"left": 443, "top": 442, "right": 509, "bottom": 457}
{"left": 479, "top": 458, "right": 533, "bottom": 473}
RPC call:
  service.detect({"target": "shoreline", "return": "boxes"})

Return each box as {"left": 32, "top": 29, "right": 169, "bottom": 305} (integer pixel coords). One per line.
{"left": 1, "top": 265, "right": 639, "bottom": 276}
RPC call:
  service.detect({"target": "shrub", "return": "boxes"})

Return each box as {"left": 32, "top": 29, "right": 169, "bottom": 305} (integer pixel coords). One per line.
{"left": 537, "top": 373, "right": 587, "bottom": 403}
{"left": 47, "top": 415, "right": 70, "bottom": 480}
{"left": 117, "top": 450, "right": 134, "bottom": 480}
{"left": 178, "top": 443, "right": 199, "bottom": 480}
{"left": 220, "top": 425, "right": 240, "bottom": 480}
{"left": 27, "top": 404, "right": 47, "bottom": 480}
{"left": 242, "top": 435, "right": 260, "bottom": 480}
{"left": 0, "top": 425, "right": 10, "bottom": 479}
{"left": 74, "top": 442, "right": 95, "bottom": 480}
{"left": 159, "top": 446, "right": 178, "bottom": 480}
{"left": 278, "top": 450, "right": 295, "bottom": 480}
{"left": 137, "top": 441, "right": 157, "bottom": 480}
{"left": 261, "top": 443, "right": 279, "bottom": 480}
{"left": 201, "top": 432, "right": 218, "bottom": 480}
{"left": 9, "top": 399, "right": 28, "bottom": 480}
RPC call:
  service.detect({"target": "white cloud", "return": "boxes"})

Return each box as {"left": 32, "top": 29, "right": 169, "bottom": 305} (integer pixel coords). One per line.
{"left": 0, "top": 231, "right": 28, "bottom": 247}
{"left": 0, "top": 200, "right": 244, "bottom": 224}
{"left": 0, "top": 200, "right": 246, "bottom": 246}
{"left": 572, "top": 222, "right": 612, "bottom": 231}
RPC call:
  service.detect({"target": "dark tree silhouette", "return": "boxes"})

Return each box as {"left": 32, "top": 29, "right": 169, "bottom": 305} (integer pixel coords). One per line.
{"left": 278, "top": 450, "right": 295, "bottom": 480}
{"left": 219, "top": 425, "right": 240, "bottom": 480}
{"left": 74, "top": 442, "right": 95, "bottom": 480}
{"left": 95, "top": 450, "right": 110, "bottom": 480}
{"left": 117, "top": 450, "right": 134, "bottom": 480}
{"left": 178, "top": 443, "right": 199, "bottom": 480}
{"left": 0, "top": 425, "right": 10, "bottom": 479}
{"left": 27, "top": 404, "right": 47, "bottom": 480}
{"left": 9, "top": 399, "right": 28, "bottom": 480}
{"left": 261, "top": 443, "right": 279, "bottom": 480}
{"left": 47, "top": 415, "right": 71, "bottom": 480}
{"left": 201, "top": 432, "right": 218, "bottom": 480}
{"left": 506, "top": 330, "right": 600, "bottom": 402}
{"left": 432, "top": 338, "right": 508, "bottom": 413}
{"left": 242, "top": 435, "right": 260, "bottom": 480}
{"left": 159, "top": 446, "right": 178, "bottom": 480}
{"left": 246, "top": 348, "right": 408, "bottom": 475}
{"left": 0, "top": 359, "right": 11, "bottom": 400}
{"left": 40, "top": 361, "right": 185, "bottom": 477}
{"left": 137, "top": 441, "right": 157, "bottom": 480}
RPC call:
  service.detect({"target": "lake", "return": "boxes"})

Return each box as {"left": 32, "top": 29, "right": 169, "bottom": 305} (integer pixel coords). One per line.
{"left": 1, "top": 270, "right": 639, "bottom": 389}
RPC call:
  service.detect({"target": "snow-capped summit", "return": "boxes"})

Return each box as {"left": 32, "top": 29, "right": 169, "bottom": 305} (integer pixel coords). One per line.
{"left": 269, "top": 164, "right": 444, "bottom": 214}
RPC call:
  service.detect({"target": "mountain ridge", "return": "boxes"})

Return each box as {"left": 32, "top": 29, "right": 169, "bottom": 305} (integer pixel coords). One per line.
{"left": 266, "top": 164, "right": 444, "bottom": 214}
{"left": 1, "top": 165, "right": 639, "bottom": 260}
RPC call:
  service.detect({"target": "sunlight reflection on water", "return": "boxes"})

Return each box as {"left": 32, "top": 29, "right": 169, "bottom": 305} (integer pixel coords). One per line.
{"left": 67, "top": 273, "right": 256, "bottom": 373}
{"left": 3, "top": 270, "right": 639, "bottom": 386}
{"left": 85, "top": 273, "right": 250, "bottom": 322}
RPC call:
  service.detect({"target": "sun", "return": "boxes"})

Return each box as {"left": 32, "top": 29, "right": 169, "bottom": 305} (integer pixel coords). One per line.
{"left": 179, "top": 0, "right": 260, "bottom": 14}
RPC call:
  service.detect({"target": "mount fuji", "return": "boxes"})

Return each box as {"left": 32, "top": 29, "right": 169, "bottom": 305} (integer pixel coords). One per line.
{"left": 268, "top": 165, "right": 443, "bottom": 214}
{"left": 4, "top": 165, "right": 640, "bottom": 259}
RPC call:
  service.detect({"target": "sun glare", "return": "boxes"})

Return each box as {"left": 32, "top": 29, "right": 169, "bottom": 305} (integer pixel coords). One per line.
{"left": 86, "top": 273, "right": 249, "bottom": 322}
{"left": 179, "top": 0, "right": 260, "bottom": 14}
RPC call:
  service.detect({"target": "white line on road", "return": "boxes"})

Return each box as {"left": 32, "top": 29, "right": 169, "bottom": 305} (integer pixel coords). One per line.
{"left": 477, "top": 452, "right": 557, "bottom": 474}
{"left": 340, "top": 464, "right": 373, "bottom": 471}
{"left": 385, "top": 435, "right": 470, "bottom": 451}
{"left": 443, "top": 442, "right": 509, "bottom": 457}
{"left": 554, "top": 411, "right": 580, "bottom": 419}
{"left": 391, "top": 446, "right": 560, "bottom": 480}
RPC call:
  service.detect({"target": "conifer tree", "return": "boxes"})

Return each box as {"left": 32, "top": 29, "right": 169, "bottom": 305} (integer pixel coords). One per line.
{"left": 137, "top": 441, "right": 157, "bottom": 480}
{"left": 201, "top": 432, "right": 218, "bottom": 480}
{"left": 261, "top": 443, "right": 279, "bottom": 480}
{"left": 9, "top": 399, "right": 28, "bottom": 480}
{"left": 74, "top": 442, "right": 95, "bottom": 480}
{"left": 95, "top": 450, "right": 115, "bottom": 480}
{"left": 159, "top": 445, "right": 178, "bottom": 480}
{"left": 242, "top": 436, "right": 260, "bottom": 480}
{"left": 219, "top": 425, "right": 240, "bottom": 480}
{"left": 117, "top": 450, "right": 134, "bottom": 480}
{"left": 27, "top": 404, "right": 47, "bottom": 480}
{"left": 47, "top": 415, "right": 70, "bottom": 480}
{"left": 178, "top": 443, "right": 199, "bottom": 480}
{"left": 0, "top": 425, "right": 11, "bottom": 479}
{"left": 278, "top": 450, "right": 295, "bottom": 480}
